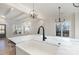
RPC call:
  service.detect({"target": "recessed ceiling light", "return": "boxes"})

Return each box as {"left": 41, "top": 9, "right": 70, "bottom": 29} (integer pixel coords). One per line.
{"left": 10, "top": 8, "right": 14, "bottom": 11}
{"left": 0, "top": 15, "right": 6, "bottom": 19}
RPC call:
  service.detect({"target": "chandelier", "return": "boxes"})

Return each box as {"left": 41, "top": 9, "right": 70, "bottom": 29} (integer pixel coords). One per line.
{"left": 55, "top": 6, "right": 65, "bottom": 22}
{"left": 30, "top": 9, "right": 38, "bottom": 19}
{"left": 29, "top": 3, "right": 38, "bottom": 19}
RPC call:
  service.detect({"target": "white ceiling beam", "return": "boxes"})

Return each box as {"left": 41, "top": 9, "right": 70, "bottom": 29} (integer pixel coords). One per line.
{"left": 8, "top": 12, "right": 25, "bottom": 20}
{"left": 15, "top": 16, "right": 27, "bottom": 21}
{"left": 5, "top": 3, "right": 31, "bottom": 14}
{"left": 4, "top": 8, "right": 12, "bottom": 16}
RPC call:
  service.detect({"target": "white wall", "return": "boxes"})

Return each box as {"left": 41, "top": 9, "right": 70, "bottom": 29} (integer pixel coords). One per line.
{"left": 38, "top": 14, "right": 75, "bottom": 38}
{"left": 75, "top": 12, "right": 79, "bottom": 39}
{"left": 6, "top": 13, "right": 75, "bottom": 38}
{"left": 5, "top": 3, "right": 76, "bottom": 38}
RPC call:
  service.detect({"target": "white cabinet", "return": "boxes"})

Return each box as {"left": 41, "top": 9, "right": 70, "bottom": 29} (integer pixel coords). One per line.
{"left": 75, "top": 12, "right": 79, "bottom": 39}
{"left": 16, "top": 47, "right": 30, "bottom": 55}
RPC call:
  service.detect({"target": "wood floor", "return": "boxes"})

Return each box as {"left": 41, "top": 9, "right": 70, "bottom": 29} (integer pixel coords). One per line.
{"left": 0, "top": 38, "right": 16, "bottom": 55}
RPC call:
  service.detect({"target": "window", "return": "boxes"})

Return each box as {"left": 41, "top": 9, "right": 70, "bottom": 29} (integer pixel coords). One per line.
{"left": 13, "top": 21, "right": 31, "bottom": 34}
{"left": 56, "top": 20, "right": 70, "bottom": 37}
{"left": 0, "top": 25, "right": 5, "bottom": 34}
{"left": 23, "top": 21, "right": 31, "bottom": 33}
{"left": 0, "top": 24, "right": 6, "bottom": 38}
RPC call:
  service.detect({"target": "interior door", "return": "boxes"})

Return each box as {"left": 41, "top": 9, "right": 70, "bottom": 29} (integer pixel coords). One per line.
{"left": 0, "top": 24, "right": 6, "bottom": 38}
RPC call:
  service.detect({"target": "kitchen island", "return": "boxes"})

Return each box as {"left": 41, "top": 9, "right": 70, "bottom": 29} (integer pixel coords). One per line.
{"left": 8, "top": 35, "right": 79, "bottom": 55}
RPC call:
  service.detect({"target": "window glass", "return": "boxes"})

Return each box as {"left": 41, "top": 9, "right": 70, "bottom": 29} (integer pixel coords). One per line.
{"left": 56, "top": 20, "right": 70, "bottom": 37}
{"left": 1, "top": 25, "right": 5, "bottom": 29}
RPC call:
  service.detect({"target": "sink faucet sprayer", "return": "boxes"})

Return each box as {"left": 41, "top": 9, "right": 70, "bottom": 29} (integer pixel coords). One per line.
{"left": 37, "top": 26, "right": 47, "bottom": 41}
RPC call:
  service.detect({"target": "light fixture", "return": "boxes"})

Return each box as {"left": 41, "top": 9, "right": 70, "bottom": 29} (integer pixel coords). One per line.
{"left": 10, "top": 8, "right": 14, "bottom": 11}
{"left": 30, "top": 9, "right": 37, "bottom": 19}
{"left": 73, "top": 3, "right": 79, "bottom": 7}
{"left": 29, "top": 3, "right": 37, "bottom": 19}
{"left": 0, "top": 15, "right": 6, "bottom": 19}
{"left": 29, "top": 4, "right": 44, "bottom": 19}
{"left": 55, "top": 6, "right": 65, "bottom": 22}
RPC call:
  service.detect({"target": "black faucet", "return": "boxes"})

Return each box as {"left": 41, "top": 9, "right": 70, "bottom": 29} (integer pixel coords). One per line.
{"left": 37, "top": 26, "right": 47, "bottom": 41}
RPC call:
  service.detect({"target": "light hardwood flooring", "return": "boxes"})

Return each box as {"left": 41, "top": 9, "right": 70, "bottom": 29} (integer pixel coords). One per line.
{"left": 0, "top": 38, "right": 16, "bottom": 55}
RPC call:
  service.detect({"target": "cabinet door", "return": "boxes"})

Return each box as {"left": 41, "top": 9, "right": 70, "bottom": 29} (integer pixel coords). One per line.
{"left": 8, "top": 40, "right": 16, "bottom": 55}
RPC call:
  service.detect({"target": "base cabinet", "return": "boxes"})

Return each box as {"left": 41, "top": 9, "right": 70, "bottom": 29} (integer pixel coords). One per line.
{"left": 8, "top": 40, "right": 16, "bottom": 55}
{"left": 16, "top": 47, "right": 30, "bottom": 55}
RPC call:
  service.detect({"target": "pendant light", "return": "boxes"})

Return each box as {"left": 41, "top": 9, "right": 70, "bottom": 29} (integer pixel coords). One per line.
{"left": 30, "top": 3, "right": 37, "bottom": 19}
{"left": 55, "top": 6, "right": 65, "bottom": 22}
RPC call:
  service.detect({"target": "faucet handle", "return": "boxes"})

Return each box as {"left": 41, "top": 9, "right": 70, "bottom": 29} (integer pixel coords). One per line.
{"left": 45, "top": 37, "right": 47, "bottom": 39}
{"left": 43, "top": 37, "right": 47, "bottom": 41}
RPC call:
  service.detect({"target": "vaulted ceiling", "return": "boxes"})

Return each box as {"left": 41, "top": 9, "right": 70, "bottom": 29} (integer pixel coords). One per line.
{"left": 22, "top": 3, "right": 79, "bottom": 17}
{"left": 0, "top": 3, "right": 79, "bottom": 21}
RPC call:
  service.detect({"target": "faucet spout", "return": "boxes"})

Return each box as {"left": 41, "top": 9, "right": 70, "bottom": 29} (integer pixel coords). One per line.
{"left": 37, "top": 26, "right": 47, "bottom": 41}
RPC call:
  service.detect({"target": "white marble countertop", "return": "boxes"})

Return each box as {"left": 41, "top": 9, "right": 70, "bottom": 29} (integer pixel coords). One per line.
{"left": 8, "top": 35, "right": 79, "bottom": 55}
{"left": 8, "top": 35, "right": 42, "bottom": 44}
{"left": 16, "top": 39, "right": 79, "bottom": 55}
{"left": 8, "top": 34, "right": 75, "bottom": 44}
{"left": 16, "top": 40, "right": 58, "bottom": 55}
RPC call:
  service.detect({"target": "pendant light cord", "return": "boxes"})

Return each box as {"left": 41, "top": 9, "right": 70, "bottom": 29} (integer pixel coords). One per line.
{"left": 58, "top": 6, "right": 61, "bottom": 22}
